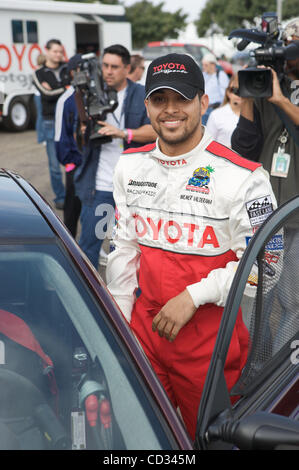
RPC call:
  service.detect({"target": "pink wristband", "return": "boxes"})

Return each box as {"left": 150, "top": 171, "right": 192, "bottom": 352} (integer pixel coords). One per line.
{"left": 65, "top": 163, "right": 76, "bottom": 172}
{"left": 127, "top": 128, "right": 133, "bottom": 144}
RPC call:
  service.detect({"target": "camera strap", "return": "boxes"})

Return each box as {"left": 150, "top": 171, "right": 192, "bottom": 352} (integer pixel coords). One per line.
{"left": 272, "top": 103, "right": 299, "bottom": 147}
{"left": 271, "top": 128, "right": 291, "bottom": 178}
{"left": 111, "top": 87, "right": 127, "bottom": 129}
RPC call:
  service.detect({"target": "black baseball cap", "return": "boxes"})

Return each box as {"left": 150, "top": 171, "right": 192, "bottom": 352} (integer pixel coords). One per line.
{"left": 145, "top": 53, "right": 205, "bottom": 100}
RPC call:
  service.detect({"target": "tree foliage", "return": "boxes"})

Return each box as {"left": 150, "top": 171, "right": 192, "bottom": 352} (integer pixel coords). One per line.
{"left": 125, "top": 1, "right": 188, "bottom": 49}
{"left": 282, "top": 0, "right": 299, "bottom": 20}
{"left": 195, "top": 0, "right": 299, "bottom": 37}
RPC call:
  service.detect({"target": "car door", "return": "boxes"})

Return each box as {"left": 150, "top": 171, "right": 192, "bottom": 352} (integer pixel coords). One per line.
{"left": 195, "top": 195, "right": 299, "bottom": 450}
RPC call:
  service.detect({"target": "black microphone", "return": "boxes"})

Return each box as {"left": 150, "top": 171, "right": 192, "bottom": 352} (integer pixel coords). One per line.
{"left": 237, "top": 39, "right": 250, "bottom": 51}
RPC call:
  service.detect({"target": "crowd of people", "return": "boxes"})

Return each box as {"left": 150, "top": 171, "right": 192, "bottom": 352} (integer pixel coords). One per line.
{"left": 31, "top": 17, "right": 299, "bottom": 441}
{"left": 32, "top": 42, "right": 156, "bottom": 267}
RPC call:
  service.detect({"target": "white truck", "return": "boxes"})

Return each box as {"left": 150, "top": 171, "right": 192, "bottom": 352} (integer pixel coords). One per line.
{"left": 0, "top": 0, "right": 132, "bottom": 131}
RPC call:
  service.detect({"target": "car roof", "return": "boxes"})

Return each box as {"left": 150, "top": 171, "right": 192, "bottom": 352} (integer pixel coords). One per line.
{"left": 145, "top": 41, "right": 206, "bottom": 47}
{"left": 0, "top": 170, "right": 55, "bottom": 240}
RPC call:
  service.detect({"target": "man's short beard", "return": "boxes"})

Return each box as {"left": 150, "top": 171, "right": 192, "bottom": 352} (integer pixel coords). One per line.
{"left": 160, "top": 131, "right": 191, "bottom": 146}
{"left": 154, "top": 121, "right": 201, "bottom": 147}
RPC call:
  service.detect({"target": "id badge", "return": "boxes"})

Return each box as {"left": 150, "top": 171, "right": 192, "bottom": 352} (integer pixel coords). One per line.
{"left": 271, "top": 150, "right": 291, "bottom": 178}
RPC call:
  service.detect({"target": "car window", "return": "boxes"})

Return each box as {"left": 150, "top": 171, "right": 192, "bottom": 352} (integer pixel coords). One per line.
{"left": 232, "top": 209, "right": 299, "bottom": 397}
{"left": 142, "top": 44, "right": 212, "bottom": 66}
{"left": 0, "top": 243, "right": 176, "bottom": 450}
{"left": 185, "top": 45, "right": 209, "bottom": 61}
{"left": 200, "top": 47, "right": 213, "bottom": 58}
{"left": 196, "top": 199, "right": 299, "bottom": 450}
{"left": 142, "top": 45, "right": 193, "bottom": 61}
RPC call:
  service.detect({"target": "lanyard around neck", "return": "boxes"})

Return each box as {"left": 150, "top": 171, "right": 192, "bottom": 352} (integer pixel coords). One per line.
{"left": 111, "top": 86, "right": 128, "bottom": 127}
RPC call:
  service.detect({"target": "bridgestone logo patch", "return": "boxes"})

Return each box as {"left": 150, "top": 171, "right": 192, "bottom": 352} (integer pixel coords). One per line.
{"left": 246, "top": 195, "right": 273, "bottom": 227}
{"left": 128, "top": 180, "right": 157, "bottom": 188}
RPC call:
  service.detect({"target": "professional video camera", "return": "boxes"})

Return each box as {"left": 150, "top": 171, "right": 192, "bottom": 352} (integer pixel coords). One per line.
{"left": 71, "top": 52, "right": 118, "bottom": 146}
{"left": 229, "top": 12, "right": 299, "bottom": 98}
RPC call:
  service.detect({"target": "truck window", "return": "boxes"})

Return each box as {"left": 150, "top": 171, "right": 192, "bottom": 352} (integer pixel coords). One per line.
{"left": 26, "top": 21, "right": 38, "bottom": 43}
{"left": 11, "top": 20, "right": 38, "bottom": 44}
{"left": 12, "top": 20, "right": 24, "bottom": 43}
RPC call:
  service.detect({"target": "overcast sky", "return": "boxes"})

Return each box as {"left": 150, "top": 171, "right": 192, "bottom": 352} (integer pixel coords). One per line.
{"left": 124, "top": 0, "right": 208, "bottom": 22}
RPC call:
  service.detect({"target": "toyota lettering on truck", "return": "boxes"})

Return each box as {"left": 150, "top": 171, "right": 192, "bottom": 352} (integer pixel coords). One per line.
{"left": 0, "top": 0, "right": 132, "bottom": 131}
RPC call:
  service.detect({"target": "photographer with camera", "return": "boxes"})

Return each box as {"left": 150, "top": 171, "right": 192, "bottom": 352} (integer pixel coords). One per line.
{"left": 74, "top": 44, "right": 157, "bottom": 269}
{"left": 231, "top": 16, "right": 299, "bottom": 351}
{"left": 231, "top": 16, "right": 299, "bottom": 205}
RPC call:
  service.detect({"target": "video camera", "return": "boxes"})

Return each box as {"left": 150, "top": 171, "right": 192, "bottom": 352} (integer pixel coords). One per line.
{"left": 71, "top": 52, "right": 118, "bottom": 146}
{"left": 229, "top": 12, "right": 299, "bottom": 98}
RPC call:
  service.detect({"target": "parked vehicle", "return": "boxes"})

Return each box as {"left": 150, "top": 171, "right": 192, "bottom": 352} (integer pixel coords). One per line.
{"left": 142, "top": 41, "right": 233, "bottom": 78}
{"left": 0, "top": 0, "right": 132, "bottom": 132}
{"left": 0, "top": 169, "right": 298, "bottom": 450}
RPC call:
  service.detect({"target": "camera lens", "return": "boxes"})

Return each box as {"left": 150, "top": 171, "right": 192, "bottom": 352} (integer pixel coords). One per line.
{"left": 238, "top": 68, "right": 272, "bottom": 98}
{"left": 250, "top": 71, "right": 268, "bottom": 91}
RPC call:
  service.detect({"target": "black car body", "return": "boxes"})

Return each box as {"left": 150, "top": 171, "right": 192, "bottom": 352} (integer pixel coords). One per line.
{"left": 0, "top": 169, "right": 298, "bottom": 451}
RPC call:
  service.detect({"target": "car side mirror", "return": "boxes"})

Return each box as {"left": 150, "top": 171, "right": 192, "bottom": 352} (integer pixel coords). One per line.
{"left": 206, "top": 411, "right": 299, "bottom": 450}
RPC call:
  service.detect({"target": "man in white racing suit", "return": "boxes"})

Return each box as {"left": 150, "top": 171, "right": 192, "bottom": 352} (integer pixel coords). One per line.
{"left": 106, "top": 53, "right": 277, "bottom": 440}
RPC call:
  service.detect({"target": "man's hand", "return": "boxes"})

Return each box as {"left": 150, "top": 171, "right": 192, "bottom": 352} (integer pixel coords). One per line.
{"left": 97, "top": 121, "right": 125, "bottom": 139}
{"left": 266, "top": 67, "right": 299, "bottom": 125}
{"left": 267, "top": 68, "right": 287, "bottom": 105}
{"left": 152, "top": 289, "right": 197, "bottom": 342}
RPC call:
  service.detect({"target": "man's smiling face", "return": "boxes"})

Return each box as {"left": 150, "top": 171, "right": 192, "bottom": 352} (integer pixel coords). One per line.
{"left": 145, "top": 88, "right": 208, "bottom": 155}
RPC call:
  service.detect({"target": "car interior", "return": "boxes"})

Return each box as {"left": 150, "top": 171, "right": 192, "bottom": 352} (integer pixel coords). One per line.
{"left": 0, "top": 244, "right": 173, "bottom": 450}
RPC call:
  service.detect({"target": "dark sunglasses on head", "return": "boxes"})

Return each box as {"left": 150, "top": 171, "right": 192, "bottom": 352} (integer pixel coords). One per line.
{"left": 228, "top": 86, "right": 239, "bottom": 95}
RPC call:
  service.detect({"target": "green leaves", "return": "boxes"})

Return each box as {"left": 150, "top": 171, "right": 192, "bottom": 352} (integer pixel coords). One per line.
{"left": 125, "top": 1, "right": 188, "bottom": 49}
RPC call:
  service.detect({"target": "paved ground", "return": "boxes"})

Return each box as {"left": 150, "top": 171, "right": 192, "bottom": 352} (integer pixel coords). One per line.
{"left": 0, "top": 125, "right": 107, "bottom": 278}
{"left": 0, "top": 126, "right": 59, "bottom": 214}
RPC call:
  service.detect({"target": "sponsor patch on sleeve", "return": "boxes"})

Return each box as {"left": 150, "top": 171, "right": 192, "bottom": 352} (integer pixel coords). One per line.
{"left": 246, "top": 195, "right": 273, "bottom": 228}
{"left": 246, "top": 233, "right": 284, "bottom": 250}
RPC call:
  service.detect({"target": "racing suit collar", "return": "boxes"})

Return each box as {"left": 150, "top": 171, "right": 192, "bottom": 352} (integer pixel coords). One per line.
{"left": 151, "top": 126, "right": 213, "bottom": 167}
